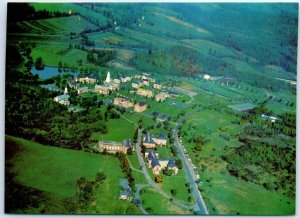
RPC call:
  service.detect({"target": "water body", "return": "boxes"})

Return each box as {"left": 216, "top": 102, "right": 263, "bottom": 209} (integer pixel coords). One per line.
{"left": 31, "top": 66, "right": 78, "bottom": 79}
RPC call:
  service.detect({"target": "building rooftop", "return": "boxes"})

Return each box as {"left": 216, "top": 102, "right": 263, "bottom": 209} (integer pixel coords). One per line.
{"left": 138, "top": 102, "right": 147, "bottom": 106}
{"left": 123, "top": 139, "right": 133, "bottom": 148}
{"left": 151, "top": 158, "right": 160, "bottom": 168}
{"left": 155, "top": 132, "right": 167, "bottom": 140}
{"left": 40, "top": 83, "right": 60, "bottom": 92}
{"left": 120, "top": 187, "right": 132, "bottom": 196}
{"left": 55, "top": 94, "right": 70, "bottom": 101}
{"left": 167, "top": 159, "right": 176, "bottom": 168}
{"left": 144, "top": 132, "right": 155, "bottom": 144}
{"left": 95, "top": 85, "right": 110, "bottom": 90}
{"left": 229, "top": 103, "right": 255, "bottom": 112}
{"left": 148, "top": 151, "right": 158, "bottom": 159}
{"left": 120, "top": 179, "right": 129, "bottom": 189}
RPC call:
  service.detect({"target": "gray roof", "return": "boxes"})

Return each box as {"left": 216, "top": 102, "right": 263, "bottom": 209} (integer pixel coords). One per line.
{"left": 120, "top": 179, "right": 129, "bottom": 189}
{"left": 151, "top": 158, "right": 160, "bottom": 168}
{"left": 144, "top": 132, "right": 155, "bottom": 144}
{"left": 132, "top": 78, "right": 139, "bottom": 82}
{"left": 156, "top": 113, "right": 171, "bottom": 121}
{"left": 155, "top": 133, "right": 167, "bottom": 140}
{"left": 40, "top": 84, "right": 60, "bottom": 92}
{"left": 95, "top": 85, "right": 109, "bottom": 90}
{"left": 104, "top": 98, "right": 112, "bottom": 105}
{"left": 123, "top": 139, "right": 133, "bottom": 148}
{"left": 167, "top": 159, "right": 176, "bottom": 168}
{"left": 229, "top": 103, "right": 255, "bottom": 112}
{"left": 138, "top": 102, "right": 146, "bottom": 106}
{"left": 148, "top": 151, "right": 157, "bottom": 159}
{"left": 55, "top": 94, "right": 70, "bottom": 101}
{"left": 120, "top": 187, "right": 132, "bottom": 196}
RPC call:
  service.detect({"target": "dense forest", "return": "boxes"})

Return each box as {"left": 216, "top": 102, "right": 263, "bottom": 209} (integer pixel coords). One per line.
{"left": 222, "top": 107, "right": 296, "bottom": 197}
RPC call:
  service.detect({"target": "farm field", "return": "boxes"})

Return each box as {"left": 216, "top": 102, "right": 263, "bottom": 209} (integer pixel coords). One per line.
{"left": 17, "top": 15, "right": 98, "bottom": 34}
{"left": 87, "top": 31, "right": 142, "bottom": 47}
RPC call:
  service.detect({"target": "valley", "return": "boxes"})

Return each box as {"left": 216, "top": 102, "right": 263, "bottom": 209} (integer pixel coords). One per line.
{"left": 5, "top": 2, "right": 297, "bottom": 215}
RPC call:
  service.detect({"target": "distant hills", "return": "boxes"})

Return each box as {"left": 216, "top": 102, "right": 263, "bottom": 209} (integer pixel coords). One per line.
{"left": 7, "top": 3, "right": 298, "bottom": 91}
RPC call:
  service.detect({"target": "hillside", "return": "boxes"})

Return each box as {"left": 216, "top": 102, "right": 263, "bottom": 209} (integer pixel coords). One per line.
{"left": 11, "top": 2, "right": 295, "bottom": 92}
{"left": 5, "top": 2, "right": 297, "bottom": 215}
{"left": 6, "top": 135, "right": 139, "bottom": 214}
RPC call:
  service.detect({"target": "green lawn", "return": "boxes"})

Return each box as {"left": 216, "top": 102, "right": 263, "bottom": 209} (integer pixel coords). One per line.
{"left": 91, "top": 115, "right": 137, "bottom": 142}
{"left": 156, "top": 146, "right": 173, "bottom": 159}
{"left": 140, "top": 187, "right": 192, "bottom": 215}
{"left": 157, "top": 170, "right": 195, "bottom": 205}
{"left": 201, "top": 172, "right": 295, "bottom": 215}
{"left": 8, "top": 135, "right": 120, "bottom": 197}
{"left": 31, "top": 45, "right": 93, "bottom": 68}
{"left": 6, "top": 135, "right": 140, "bottom": 214}
{"left": 132, "top": 170, "right": 148, "bottom": 185}
{"left": 127, "top": 153, "right": 141, "bottom": 170}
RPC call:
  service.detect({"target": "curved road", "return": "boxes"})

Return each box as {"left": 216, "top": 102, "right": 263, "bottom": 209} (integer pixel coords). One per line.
{"left": 135, "top": 129, "right": 195, "bottom": 211}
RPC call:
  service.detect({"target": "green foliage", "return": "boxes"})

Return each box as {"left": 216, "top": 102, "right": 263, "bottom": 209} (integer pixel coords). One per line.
{"left": 162, "top": 168, "right": 173, "bottom": 176}
{"left": 34, "top": 57, "right": 45, "bottom": 70}
{"left": 175, "top": 159, "right": 182, "bottom": 169}
{"left": 154, "top": 174, "right": 163, "bottom": 183}
{"left": 223, "top": 127, "right": 295, "bottom": 197}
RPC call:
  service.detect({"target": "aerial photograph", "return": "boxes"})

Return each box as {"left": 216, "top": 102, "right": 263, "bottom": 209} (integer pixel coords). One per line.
{"left": 5, "top": 2, "right": 297, "bottom": 215}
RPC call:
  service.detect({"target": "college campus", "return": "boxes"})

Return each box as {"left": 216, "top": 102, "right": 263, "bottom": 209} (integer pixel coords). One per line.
{"left": 5, "top": 2, "right": 297, "bottom": 216}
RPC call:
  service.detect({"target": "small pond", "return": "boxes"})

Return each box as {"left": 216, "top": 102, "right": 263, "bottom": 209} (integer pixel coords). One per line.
{"left": 31, "top": 66, "right": 79, "bottom": 79}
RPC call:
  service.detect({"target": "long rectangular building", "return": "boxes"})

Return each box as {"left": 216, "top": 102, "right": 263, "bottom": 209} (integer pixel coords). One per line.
{"left": 98, "top": 139, "right": 133, "bottom": 154}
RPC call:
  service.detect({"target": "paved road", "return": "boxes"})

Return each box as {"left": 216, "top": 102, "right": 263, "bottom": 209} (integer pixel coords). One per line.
{"left": 135, "top": 129, "right": 194, "bottom": 211}
{"left": 173, "top": 110, "right": 209, "bottom": 215}
{"left": 134, "top": 184, "right": 150, "bottom": 215}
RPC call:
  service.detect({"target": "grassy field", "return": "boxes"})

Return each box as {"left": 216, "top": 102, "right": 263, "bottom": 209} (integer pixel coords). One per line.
{"left": 180, "top": 107, "right": 295, "bottom": 215}
{"left": 91, "top": 115, "right": 137, "bottom": 142}
{"left": 19, "top": 15, "right": 97, "bottom": 34}
{"left": 181, "top": 39, "right": 237, "bottom": 58}
{"left": 140, "top": 187, "right": 192, "bottom": 215}
{"left": 31, "top": 3, "right": 108, "bottom": 24}
{"left": 157, "top": 170, "right": 195, "bottom": 205}
{"left": 201, "top": 172, "right": 295, "bottom": 215}
{"left": 31, "top": 45, "right": 92, "bottom": 68}
{"left": 87, "top": 31, "right": 141, "bottom": 47}
{"left": 6, "top": 135, "right": 140, "bottom": 214}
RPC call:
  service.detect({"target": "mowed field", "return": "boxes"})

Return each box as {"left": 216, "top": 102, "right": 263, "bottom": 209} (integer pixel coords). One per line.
{"left": 31, "top": 45, "right": 92, "bottom": 68}
{"left": 6, "top": 135, "right": 138, "bottom": 214}
{"left": 16, "top": 15, "right": 98, "bottom": 34}
{"left": 90, "top": 112, "right": 138, "bottom": 142}
{"left": 140, "top": 187, "right": 192, "bottom": 215}
{"left": 201, "top": 171, "right": 295, "bottom": 215}
{"left": 180, "top": 108, "right": 295, "bottom": 215}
